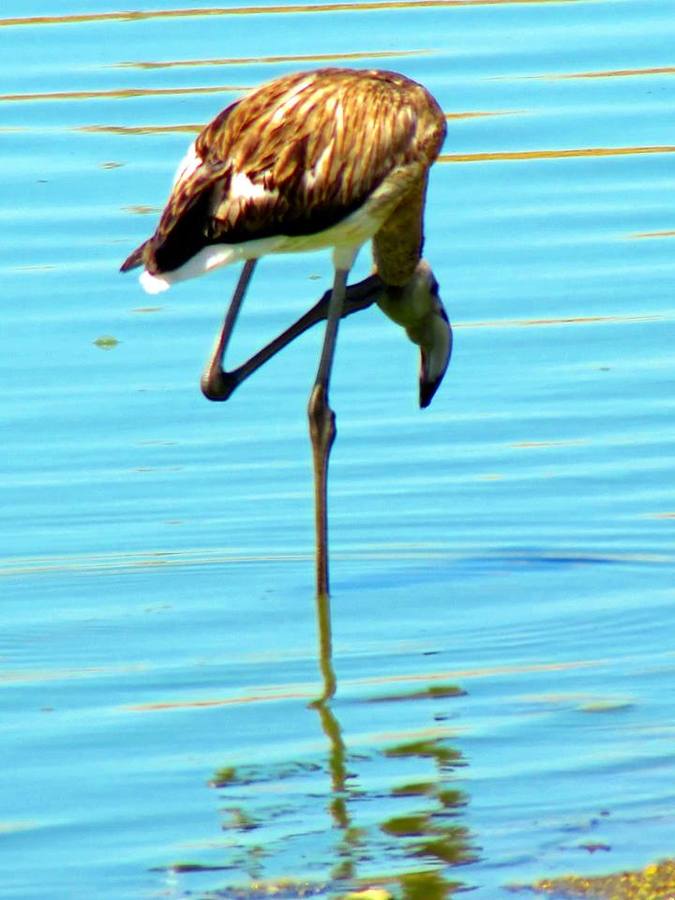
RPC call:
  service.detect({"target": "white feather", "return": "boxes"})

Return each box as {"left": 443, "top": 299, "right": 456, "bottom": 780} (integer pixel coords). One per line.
{"left": 172, "top": 141, "right": 202, "bottom": 188}
{"left": 139, "top": 245, "right": 239, "bottom": 295}
{"left": 229, "top": 171, "right": 277, "bottom": 202}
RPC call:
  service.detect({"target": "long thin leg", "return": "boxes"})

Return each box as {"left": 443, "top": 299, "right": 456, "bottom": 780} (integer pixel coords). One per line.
{"left": 308, "top": 267, "right": 348, "bottom": 605}
{"left": 201, "top": 258, "right": 257, "bottom": 400}
{"left": 200, "top": 273, "right": 382, "bottom": 403}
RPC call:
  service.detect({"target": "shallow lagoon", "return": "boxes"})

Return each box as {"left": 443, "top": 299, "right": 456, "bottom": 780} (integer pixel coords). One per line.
{"left": 2, "top": 2, "right": 675, "bottom": 897}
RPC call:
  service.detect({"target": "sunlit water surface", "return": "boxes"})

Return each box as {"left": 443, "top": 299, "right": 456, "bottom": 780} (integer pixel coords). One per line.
{"left": 2, "top": 2, "right": 675, "bottom": 898}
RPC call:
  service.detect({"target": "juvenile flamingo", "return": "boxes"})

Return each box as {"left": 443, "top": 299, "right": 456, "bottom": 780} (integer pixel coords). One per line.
{"left": 121, "top": 67, "right": 451, "bottom": 607}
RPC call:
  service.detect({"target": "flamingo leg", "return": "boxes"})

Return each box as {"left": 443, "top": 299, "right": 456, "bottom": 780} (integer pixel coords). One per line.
{"left": 200, "top": 259, "right": 258, "bottom": 400}
{"left": 308, "top": 267, "right": 348, "bottom": 606}
{"left": 200, "top": 273, "right": 382, "bottom": 403}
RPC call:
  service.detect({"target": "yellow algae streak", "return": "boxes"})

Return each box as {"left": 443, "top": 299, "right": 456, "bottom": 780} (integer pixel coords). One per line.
{"left": 79, "top": 124, "right": 203, "bottom": 135}
{"left": 629, "top": 230, "right": 675, "bottom": 240}
{"left": 546, "top": 65, "right": 675, "bottom": 80}
{"left": 0, "top": 85, "right": 244, "bottom": 103}
{"left": 516, "top": 858, "right": 675, "bottom": 898}
{"left": 0, "top": 1, "right": 596, "bottom": 29}
{"left": 458, "top": 313, "right": 663, "bottom": 330}
{"left": 442, "top": 145, "right": 675, "bottom": 163}
{"left": 116, "top": 48, "right": 427, "bottom": 69}
{"left": 446, "top": 109, "right": 524, "bottom": 120}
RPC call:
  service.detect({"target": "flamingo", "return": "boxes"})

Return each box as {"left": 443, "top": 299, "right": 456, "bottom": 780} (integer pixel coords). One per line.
{"left": 121, "top": 67, "right": 451, "bottom": 606}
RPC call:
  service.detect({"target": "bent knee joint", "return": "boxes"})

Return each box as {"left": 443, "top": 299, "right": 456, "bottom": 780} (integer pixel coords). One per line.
{"left": 308, "top": 384, "right": 336, "bottom": 449}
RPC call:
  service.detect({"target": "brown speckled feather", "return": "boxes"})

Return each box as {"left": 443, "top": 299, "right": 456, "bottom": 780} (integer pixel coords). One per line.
{"left": 120, "top": 68, "right": 446, "bottom": 276}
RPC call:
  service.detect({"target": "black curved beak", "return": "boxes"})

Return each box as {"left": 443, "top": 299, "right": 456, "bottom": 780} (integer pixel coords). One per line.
{"left": 419, "top": 303, "right": 452, "bottom": 408}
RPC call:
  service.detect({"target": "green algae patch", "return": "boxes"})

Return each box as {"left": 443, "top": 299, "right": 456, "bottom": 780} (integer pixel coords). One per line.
{"left": 93, "top": 335, "right": 120, "bottom": 350}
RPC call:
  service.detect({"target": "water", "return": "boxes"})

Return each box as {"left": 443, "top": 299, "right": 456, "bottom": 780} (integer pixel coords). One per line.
{"left": 2, "top": 1, "right": 675, "bottom": 898}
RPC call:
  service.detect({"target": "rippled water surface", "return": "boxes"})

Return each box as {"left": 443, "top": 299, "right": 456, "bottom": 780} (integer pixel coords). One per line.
{"left": 3, "top": 2, "right": 675, "bottom": 898}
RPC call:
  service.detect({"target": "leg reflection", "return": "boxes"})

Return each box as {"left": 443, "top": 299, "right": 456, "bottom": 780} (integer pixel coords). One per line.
{"left": 199, "top": 684, "right": 476, "bottom": 896}
{"left": 313, "top": 589, "right": 337, "bottom": 704}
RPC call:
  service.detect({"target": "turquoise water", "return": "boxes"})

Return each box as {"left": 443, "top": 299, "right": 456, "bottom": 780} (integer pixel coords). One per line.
{"left": 2, "top": 2, "right": 675, "bottom": 898}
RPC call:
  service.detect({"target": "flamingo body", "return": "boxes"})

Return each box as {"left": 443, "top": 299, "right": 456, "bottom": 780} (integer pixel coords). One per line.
{"left": 121, "top": 67, "right": 451, "bottom": 617}
{"left": 121, "top": 68, "right": 446, "bottom": 292}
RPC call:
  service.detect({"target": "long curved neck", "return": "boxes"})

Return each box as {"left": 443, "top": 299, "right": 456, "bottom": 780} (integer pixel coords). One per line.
{"left": 372, "top": 175, "right": 428, "bottom": 286}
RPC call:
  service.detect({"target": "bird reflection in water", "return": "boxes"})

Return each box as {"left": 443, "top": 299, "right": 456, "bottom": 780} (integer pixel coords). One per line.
{"left": 122, "top": 70, "right": 464, "bottom": 894}
{"left": 161, "top": 685, "right": 477, "bottom": 898}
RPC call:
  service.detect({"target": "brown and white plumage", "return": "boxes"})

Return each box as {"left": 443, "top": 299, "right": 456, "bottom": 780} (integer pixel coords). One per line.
{"left": 121, "top": 67, "right": 450, "bottom": 624}
{"left": 121, "top": 68, "right": 446, "bottom": 288}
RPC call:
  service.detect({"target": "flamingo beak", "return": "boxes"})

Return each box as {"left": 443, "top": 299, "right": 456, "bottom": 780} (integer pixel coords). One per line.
{"left": 419, "top": 300, "right": 452, "bottom": 408}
